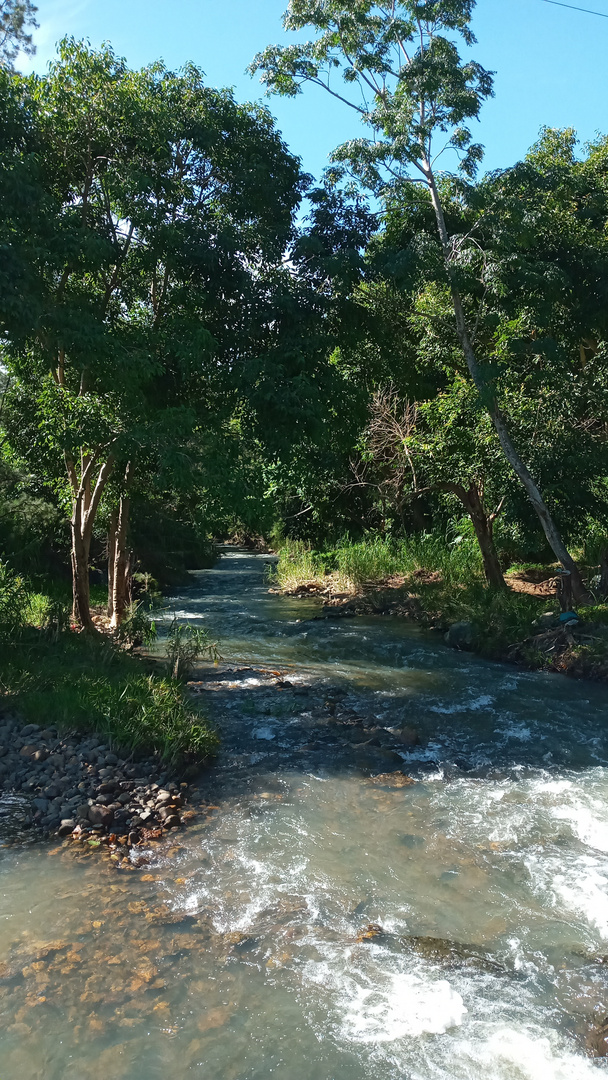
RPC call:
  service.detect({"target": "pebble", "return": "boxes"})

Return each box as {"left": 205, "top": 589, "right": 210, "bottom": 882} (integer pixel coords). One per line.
{"left": 0, "top": 713, "right": 193, "bottom": 850}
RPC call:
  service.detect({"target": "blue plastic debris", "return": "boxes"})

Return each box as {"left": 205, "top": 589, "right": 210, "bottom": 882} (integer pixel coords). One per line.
{"left": 559, "top": 611, "right": 579, "bottom": 625}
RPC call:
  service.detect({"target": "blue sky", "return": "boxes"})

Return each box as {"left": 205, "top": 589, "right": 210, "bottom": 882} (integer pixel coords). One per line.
{"left": 19, "top": 0, "right": 608, "bottom": 182}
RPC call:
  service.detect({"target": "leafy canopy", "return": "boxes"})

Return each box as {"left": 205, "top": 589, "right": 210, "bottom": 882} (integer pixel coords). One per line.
{"left": 251, "top": 1, "right": 494, "bottom": 187}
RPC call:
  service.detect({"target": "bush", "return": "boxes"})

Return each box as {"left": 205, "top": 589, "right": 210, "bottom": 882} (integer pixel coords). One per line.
{"left": 0, "top": 560, "right": 29, "bottom": 641}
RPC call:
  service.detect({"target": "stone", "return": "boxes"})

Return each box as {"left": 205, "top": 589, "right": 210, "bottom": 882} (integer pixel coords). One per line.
{"left": 76, "top": 803, "right": 91, "bottom": 821}
{"left": 32, "top": 797, "right": 49, "bottom": 812}
{"left": 445, "top": 621, "right": 476, "bottom": 650}
{"left": 19, "top": 745, "right": 38, "bottom": 758}
{"left": 394, "top": 726, "right": 418, "bottom": 747}
{"left": 88, "top": 805, "right": 114, "bottom": 827}
{"left": 20, "top": 724, "right": 40, "bottom": 737}
{"left": 33, "top": 749, "right": 49, "bottom": 763}
{"left": 164, "top": 814, "right": 181, "bottom": 829}
{"left": 587, "top": 1018, "right": 608, "bottom": 1057}
{"left": 117, "top": 792, "right": 132, "bottom": 805}
{"left": 534, "top": 611, "right": 559, "bottom": 631}
{"left": 58, "top": 819, "right": 76, "bottom": 836}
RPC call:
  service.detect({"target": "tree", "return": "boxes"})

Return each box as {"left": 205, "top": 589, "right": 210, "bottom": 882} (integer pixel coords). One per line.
{"left": 1, "top": 40, "right": 305, "bottom": 629}
{"left": 0, "top": 1, "right": 37, "bottom": 67}
{"left": 363, "top": 382, "right": 508, "bottom": 588}
{"left": 252, "top": 0, "right": 591, "bottom": 601}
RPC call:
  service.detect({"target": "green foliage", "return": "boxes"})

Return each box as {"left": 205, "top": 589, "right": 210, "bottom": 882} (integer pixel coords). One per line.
{"left": 114, "top": 601, "right": 157, "bottom": 648}
{"left": 0, "top": 627, "right": 217, "bottom": 763}
{"left": 0, "top": 559, "right": 28, "bottom": 640}
{"left": 0, "top": 2, "right": 38, "bottom": 68}
{"left": 274, "top": 531, "right": 483, "bottom": 591}
{"left": 166, "top": 618, "right": 221, "bottom": 679}
{"left": 252, "top": 1, "right": 493, "bottom": 183}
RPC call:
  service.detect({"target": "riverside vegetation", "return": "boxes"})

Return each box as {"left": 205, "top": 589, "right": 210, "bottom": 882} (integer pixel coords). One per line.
{"left": 271, "top": 536, "right": 608, "bottom": 680}
{"left": 1, "top": 3, "right": 608, "bottom": 825}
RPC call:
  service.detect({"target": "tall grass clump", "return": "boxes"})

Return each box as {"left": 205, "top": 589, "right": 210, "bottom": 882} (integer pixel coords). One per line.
{"left": 274, "top": 540, "right": 329, "bottom": 590}
{"left": 274, "top": 529, "right": 485, "bottom": 593}
{"left": 397, "top": 527, "right": 483, "bottom": 585}
{"left": 335, "top": 538, "right": 402, "bottom": 588}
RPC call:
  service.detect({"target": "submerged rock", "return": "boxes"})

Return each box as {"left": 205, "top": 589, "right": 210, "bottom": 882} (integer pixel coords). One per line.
{"left": 587, "top": 1017, "right": 608, "bottom": 1056}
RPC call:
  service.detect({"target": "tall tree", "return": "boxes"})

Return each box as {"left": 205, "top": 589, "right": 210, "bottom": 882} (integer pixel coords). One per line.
{"left": 252, "top": 0, "right": 591, "bottom": 601}
{"left": 0, "top": 1, "right": 37, "bottom": 67}
{"left": 1, "top": 40, "right": 305, "bottom": 628}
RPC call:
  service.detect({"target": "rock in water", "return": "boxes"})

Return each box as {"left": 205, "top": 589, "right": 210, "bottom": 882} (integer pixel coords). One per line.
{"left": 445, "top": 621, "right": 476, "bottom": 650}
{"left": 587, "top": 1017, "right": 608, "bottom": 1056}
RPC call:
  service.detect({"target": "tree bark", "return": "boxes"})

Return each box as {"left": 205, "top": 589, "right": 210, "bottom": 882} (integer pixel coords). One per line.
{"left": 599, "top": 549, "right": 608, "bottom": 601}
{"left": 71, "top": 516, "right": 94, "bottom": 632}
{"left": 67, "top": 452, "right": 115, "bottom": 631}
{"left": 462, "top": 483, "right": 506, "bottom": 591}
{"left": 107, "top": 509, "right": 118, "bottom": 620}
{"left": 441, "top": 481, "right": 506, "bottom": 590}
{"left": 423, "top": 165, "right": 591, "bottom": 604}
{"left": 110, "top": 463, "right": 131, "bottom": 629}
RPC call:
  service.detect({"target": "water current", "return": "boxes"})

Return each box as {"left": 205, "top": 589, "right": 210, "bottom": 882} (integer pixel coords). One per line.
{"left": 2, "top": 548, "right": 608, "bottom": 1078}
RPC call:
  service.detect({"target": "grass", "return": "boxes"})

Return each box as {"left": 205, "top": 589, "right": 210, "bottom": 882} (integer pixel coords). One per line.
{"left": 272, "top": 534, "right": 608, "bottom": 677}
{"left": 0, "top": 567, "right": 218, "bottom": 765}
{"left": 274, "top": 533, "right": 483, "bottom": 591}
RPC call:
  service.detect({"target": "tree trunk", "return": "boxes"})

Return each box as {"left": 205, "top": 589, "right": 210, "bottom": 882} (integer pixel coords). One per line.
{"left": 599, "top": 549, "right": 608, "bottom": 601}
{"left": 107, "top": 509, "right": 118, "bottom": 620}
{"left": 110, "top": 464, "right": 131, "bottom": 629}
{"left": 71, "top": 504, "right": 95, "bottom": 632}
{"left": 444, "top": 481, "right": 506, "bottom": 590}
{"left": 66, "top": 452, "right": 115, "bottom": 632}
{"left": 424, "top": 166, "right": 591, "bottom": 605}
{"left": 462, "top": 483, "right": 506, "bottom": 590}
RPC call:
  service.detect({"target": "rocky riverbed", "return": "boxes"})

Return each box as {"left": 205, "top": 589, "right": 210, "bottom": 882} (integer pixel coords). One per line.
{"left": 0, "top": 713, "right": 195, "bottom": 851}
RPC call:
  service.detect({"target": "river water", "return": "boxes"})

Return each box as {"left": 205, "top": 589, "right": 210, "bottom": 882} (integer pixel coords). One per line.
{"left": 2, "top": 548, "right": 608, "bottom": 1078}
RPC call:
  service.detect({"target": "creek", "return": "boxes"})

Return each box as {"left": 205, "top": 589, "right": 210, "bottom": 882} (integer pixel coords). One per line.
{"left": 1, "top": 547, "right": 608, "bottom": 1078}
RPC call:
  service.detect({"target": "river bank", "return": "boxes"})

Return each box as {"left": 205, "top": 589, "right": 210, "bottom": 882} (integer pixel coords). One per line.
{"left": 0, "top": 712, "right": 201, "bottom": 854}
{"left": 271, "top": 567, "right": 608, "bottom": 682}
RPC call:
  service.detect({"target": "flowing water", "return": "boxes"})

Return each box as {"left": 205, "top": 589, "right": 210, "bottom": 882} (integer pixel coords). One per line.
{"left": 2, "top": 548, "right": 608, "bottom": 1079}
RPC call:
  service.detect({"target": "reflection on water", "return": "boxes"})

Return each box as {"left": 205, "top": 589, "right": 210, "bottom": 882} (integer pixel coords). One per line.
{"left": 2, "top": 548, "right": 608, "bottom": 1078}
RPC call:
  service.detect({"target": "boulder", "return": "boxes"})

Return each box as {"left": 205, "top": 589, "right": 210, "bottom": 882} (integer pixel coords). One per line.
{"left": 394, "top": 726, "right": 418, "bottom": 747}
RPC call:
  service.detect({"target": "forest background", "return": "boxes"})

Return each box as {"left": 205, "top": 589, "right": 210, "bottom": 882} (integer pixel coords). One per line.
{"left": 1, "top": 0, "right": 608, "bottom": 760}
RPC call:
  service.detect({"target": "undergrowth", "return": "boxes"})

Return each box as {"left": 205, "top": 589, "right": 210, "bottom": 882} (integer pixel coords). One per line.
{"left": 274, "top": 532, "right": 483, "bottom": 591}
{"left": 0, "top": 566, "right": 218, "bottom": 764}
{"left": 272, "top": 537, "right": 608, "bottom": 676}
